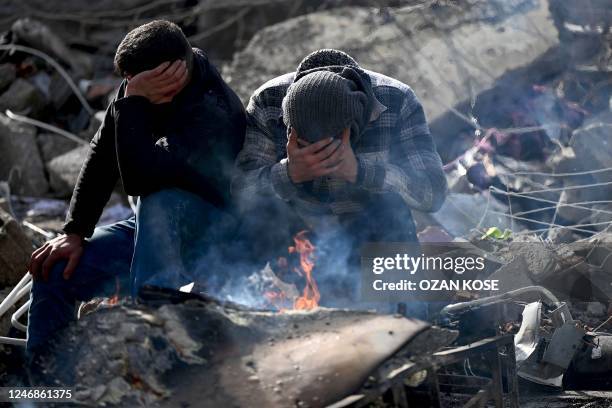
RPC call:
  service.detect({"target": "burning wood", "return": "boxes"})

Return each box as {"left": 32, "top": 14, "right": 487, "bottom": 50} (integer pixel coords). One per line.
{"left": 264, "top": 231, "right": 321, "bottom": 312}
{"left": 289, "top": 231, "right": 320, "bottom": 310}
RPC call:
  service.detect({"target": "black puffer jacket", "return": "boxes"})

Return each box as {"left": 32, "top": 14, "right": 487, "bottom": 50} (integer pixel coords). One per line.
{"left": 64, "top": 48, "right": 246, "bottom": 238}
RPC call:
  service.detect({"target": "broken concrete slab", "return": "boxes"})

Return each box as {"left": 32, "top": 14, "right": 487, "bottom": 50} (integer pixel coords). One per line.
{"left": 0, "top": 78, "right": 47, "bottom": 116}
{"left": 0, "top": 208, "right": 31, "bottom": 288}
{"left": 562, "top": 111, "right": 612, "bottom": 184}
{"left": 589, "top": 203, "right": 612, "bottom": 232}
{"left": 36, "top": 132, "right": 80, "bottom": 163}
{"left": 586, "top": 301, "right": 607, "bottom": 318}
{"left": 488, "top": 256, "right": 536, "bottom": 294}
{"left": 508, "top": 241, "right": 560, "bottom": 283}
{"left": 556, "top": 180, "right": 608, "bottom": 224}
{"left": 548, "top": 111, "right": 612, "bottom": 224}
{"left": 0, "top": 64, "right": 16, "bottom": 93}
{"left": 224, "top": 0, "right": 558, "bottom": 127}
{"left": 46, "top": 145, "right": 88, "bottom": 197}
{"left": 0, "top": 112, "right": 49, "bottom": 197}
{"left": 11, "top": 18, "right": 93, "bottom": 78}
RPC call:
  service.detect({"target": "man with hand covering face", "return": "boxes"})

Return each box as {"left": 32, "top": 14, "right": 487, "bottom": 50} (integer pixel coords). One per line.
{"left": 27, "top": 20, "right": 245, "bottom": 352}
{"left": 233, "top": 49, "right": 447, "bottom": 300}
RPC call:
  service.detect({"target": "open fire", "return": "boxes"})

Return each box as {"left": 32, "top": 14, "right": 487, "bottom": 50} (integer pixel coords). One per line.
{"left": 265, "top": 230, "right": 321, "bottom": 311}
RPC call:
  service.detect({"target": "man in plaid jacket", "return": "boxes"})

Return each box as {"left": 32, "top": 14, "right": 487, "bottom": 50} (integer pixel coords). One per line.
{"left": 232, "top": 49, "right": 447, "bottom": 272}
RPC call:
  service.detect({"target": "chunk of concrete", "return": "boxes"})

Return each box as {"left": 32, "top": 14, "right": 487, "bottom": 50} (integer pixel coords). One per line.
{"left": 569, "top": 112, "right": 612, "bottom": 184}
{"left": 489, "top": 256, "right": 535, "bottom": 295}
{"left": 586, "top": 302, "right": 607, "bottom": 318}
{"left": 0, "top": 208, "right": 31, "bottom": 288}
{"left": 46, "top": 145, "right": 89, "bottom": 197}
{"left": 0, "top": 78, "right": 47, "bottom": 116}
{"left": 37, "top": 132, "right": 80, "bottom": 162}
{"left": 0, "top": 112, "right": 49, "bottom": 196}
{"left": 508, "top": 241, "right": 559, "bottom": 283}
{"left": 0, "top": 64, "right": 16, "bottom": 93}
{"left": 224, "top": 0, "right": 558, "bottom": 127}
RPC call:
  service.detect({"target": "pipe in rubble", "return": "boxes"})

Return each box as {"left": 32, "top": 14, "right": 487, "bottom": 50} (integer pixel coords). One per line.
{"left": 440, "top": 285, "right": 564, "bottom": 317}
{"left": 0, "top": 273, "right": 31, "bottom": 316}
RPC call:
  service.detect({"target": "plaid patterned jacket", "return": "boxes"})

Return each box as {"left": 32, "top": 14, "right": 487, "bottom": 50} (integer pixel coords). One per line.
{"left": 232, "top": 70, "right": 447, "bottom": 219}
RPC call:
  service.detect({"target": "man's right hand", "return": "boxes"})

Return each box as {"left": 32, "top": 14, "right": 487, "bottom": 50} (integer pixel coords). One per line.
{"left": 29, "top": 234, "right": 84, "bottom": 281}
{"left": 286, "top": 128, "right": 344, "bottom": 183}
{"left": 124, "top": 60, "right": 188, "bottom": 104}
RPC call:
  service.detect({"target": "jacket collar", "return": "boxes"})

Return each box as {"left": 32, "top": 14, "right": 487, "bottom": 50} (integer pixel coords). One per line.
{"left": 370, "top": 96, "right": 387, "bottom": 122}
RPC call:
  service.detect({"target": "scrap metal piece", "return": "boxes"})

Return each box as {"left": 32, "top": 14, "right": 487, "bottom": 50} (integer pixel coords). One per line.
{"left": 514, "top": 301, "right": 565, "bottom": 387}
{"left": 514, "top": 301, "right": 542, "bottom": 363}
{"left": 542, "top": 323, "right": 586, "bottom": 369}
{"left": 550, "top": 302, "right": 573, "bottom": 327}
{"left": 40, "top": 296, "right": 436, "bottom": 408}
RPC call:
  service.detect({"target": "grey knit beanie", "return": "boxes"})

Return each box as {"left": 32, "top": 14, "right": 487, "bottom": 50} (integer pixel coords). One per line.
{"left": 296, "top": 49, "right": 358, "bottom": 76}
{"left": 283, "top": 66, "right": 374, "bottom": 143}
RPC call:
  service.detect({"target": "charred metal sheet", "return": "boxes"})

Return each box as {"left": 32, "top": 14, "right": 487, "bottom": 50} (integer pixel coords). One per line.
{"left": 542, "top": 323, "right": 585, "bottom": 369}
{"left": 39, "top": 296, "right": 434, "bottom": 408}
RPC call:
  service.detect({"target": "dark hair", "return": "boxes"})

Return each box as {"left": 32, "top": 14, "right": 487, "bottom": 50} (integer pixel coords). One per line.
{"left": 296, "top": 49, "right": 358, "bottom": 76}
{"left": 114, "top": 20, "right": 193, "bottom": 77}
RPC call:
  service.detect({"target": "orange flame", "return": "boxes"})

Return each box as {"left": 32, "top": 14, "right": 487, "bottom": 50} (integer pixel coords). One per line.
{"left": 288, "top": 230, "right": 320, "bottom": 310}
{"left": 107, "top": 278, "right": 120, "bottom": 306}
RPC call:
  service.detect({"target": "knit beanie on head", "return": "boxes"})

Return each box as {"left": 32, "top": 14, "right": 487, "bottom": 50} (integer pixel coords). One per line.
{"left": 296, "top": 49, "right": 358, "bottom": 76}
{"left": 283, "top": 65, "right": 374, "bottom": 143}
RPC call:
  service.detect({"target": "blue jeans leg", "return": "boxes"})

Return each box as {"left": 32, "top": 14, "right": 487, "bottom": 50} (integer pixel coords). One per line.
{"left": 28, "top": 189, "right": 235, "bottom": 351}
{"left": 27, "top": 219, "right": 135, "bottom": 351}
{"left": 130, "top": 188, "right": 236, "bottom": 297}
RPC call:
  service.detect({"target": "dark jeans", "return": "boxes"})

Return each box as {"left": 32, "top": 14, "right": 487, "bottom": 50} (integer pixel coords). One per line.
{"left": 27, "top": 188, "right": 234, "bottom": 351}
{"left": 234, "top": 193, "right": 418, "bottom": 308}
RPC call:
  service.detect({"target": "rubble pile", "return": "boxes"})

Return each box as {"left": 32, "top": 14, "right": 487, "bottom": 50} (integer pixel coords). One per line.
{"left": 33, "top": 295, "right": 444, "bottom": 407}
{"left": 0, "top": 0, "right": 610, "bottom": 406}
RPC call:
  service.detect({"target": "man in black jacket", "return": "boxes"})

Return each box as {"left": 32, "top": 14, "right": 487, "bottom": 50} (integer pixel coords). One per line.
{"left": 26, "top": 20, "right": 246, "bottom": 351}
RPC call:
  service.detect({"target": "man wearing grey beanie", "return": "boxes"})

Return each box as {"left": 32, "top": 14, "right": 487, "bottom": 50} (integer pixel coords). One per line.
{"left": 233, "top": 49, "right": 447, "bottom": 304}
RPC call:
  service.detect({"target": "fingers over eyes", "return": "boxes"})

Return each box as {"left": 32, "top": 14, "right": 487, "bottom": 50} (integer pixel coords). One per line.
{"left": 312, "top": 140, "right": 341, "bottom": 162}
{"left": 151, "top": 61, "right": 171, "bottom": 76}
{"left": 299, "top": 137, "right": 334, "bottom": 156}
{"left": 156, "top": 60, "right": 186, "bottom": 84}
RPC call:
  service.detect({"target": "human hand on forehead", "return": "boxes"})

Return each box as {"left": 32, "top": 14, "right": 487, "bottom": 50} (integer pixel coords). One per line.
{"left": 287, "top": 128, "right": 357, "bottom": 183}
{"left": 124, "top": 59, "right": 188, "bottom": 104}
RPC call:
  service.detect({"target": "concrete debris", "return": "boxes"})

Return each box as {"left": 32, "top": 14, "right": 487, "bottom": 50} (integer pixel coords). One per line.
{"left": 46, "top": 145, "right": 89, "bottom": 197}
{"left": 36, "top": 132, "right": 80, "bottom": 163}
{"left": 0, "top": 208, "right": 31, "bottom": 288}
{"left": 0, "top": 64, "right": 16, "bottom": 94}
{"left": 225, "top": 0, "right": 558, "bottom": 125}
{"left": 0, "top": 3, "right": 609, "bottom": 406}
{"left": 586, "top": 302, "right": 607, "bottom": 318}
{"left": 488, "top": 256, "right": 536, "bottom": 294}
{"left": 589, "top": 204, "right": 612, "bottom": 232}
{"left": 0, "top": 112, "right": 49, "bottom": 197}
{"left": 552, "top": 112, "right": 612, "bottom": 223}
{"left": 11, "top": 18, "right": 93, "bottom": 78}
{"left": 508, "top": 242, "right": 559, "bottom": 283}
{"left": 0, "top": 79, "right": 47, "bottom": 117}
